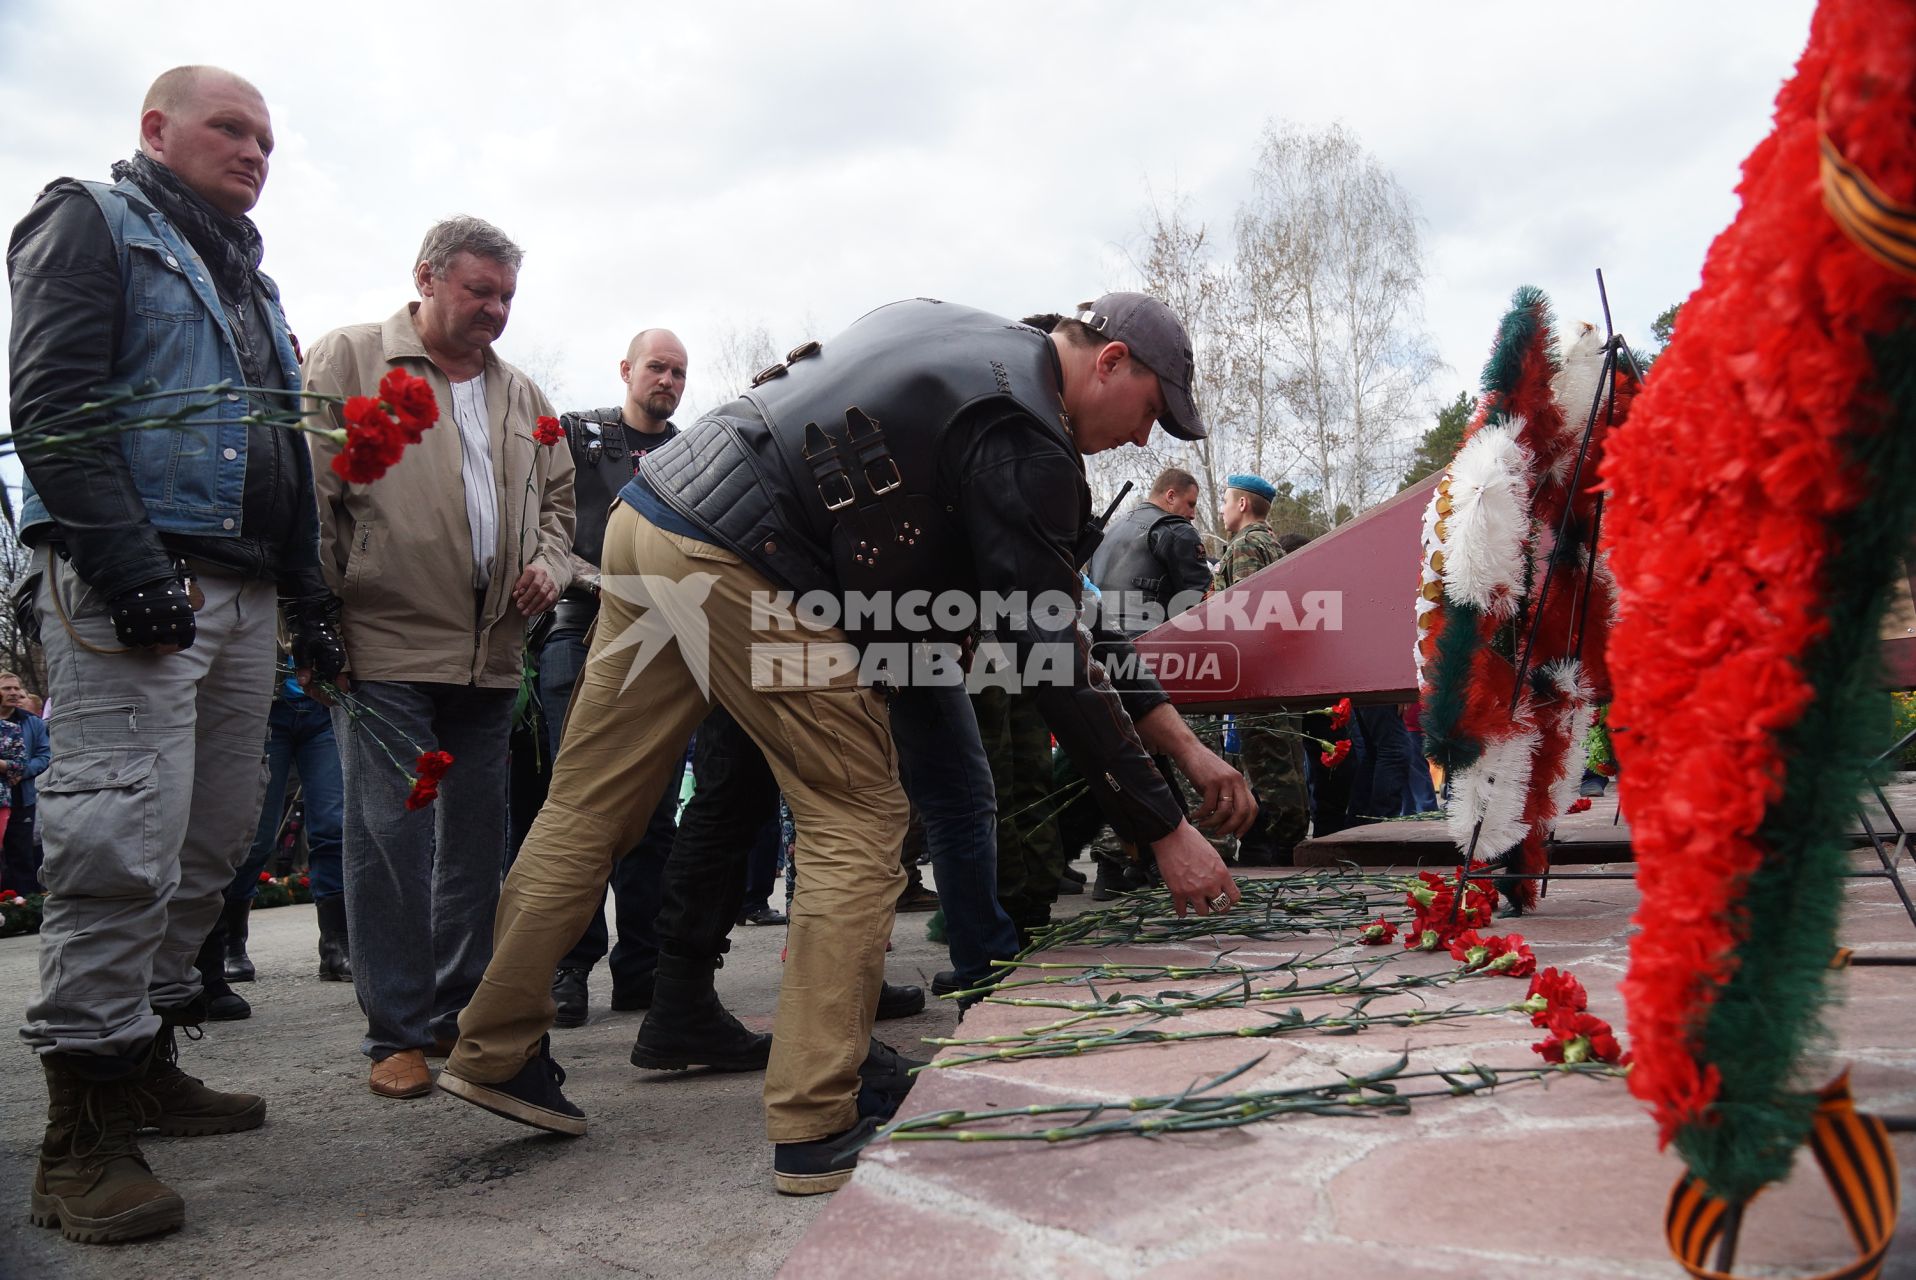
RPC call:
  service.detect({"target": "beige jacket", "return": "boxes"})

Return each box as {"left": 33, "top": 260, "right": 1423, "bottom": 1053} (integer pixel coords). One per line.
{"left": 303, "top": 305, "right": 575, "bottom": 689}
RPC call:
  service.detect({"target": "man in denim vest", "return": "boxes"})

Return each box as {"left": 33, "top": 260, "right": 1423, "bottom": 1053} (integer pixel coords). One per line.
{"left": 7, "top": 65, "right": 345, "bottom": 1244}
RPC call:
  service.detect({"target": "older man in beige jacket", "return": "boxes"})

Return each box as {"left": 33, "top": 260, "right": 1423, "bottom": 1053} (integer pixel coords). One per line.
{"left": 302, "top": 215, "right": 574, "bottom": 1100}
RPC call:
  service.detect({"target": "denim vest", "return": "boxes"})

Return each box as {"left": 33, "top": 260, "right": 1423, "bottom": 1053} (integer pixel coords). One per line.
{"left": 19, "top": 178, "right": 309, "bottom": 544}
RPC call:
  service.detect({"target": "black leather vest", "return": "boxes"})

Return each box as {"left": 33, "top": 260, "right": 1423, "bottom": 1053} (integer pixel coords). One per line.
{"left": 640, "top": 299, "right": 1074, "bottom": 622}
{"left": 1088, "top": 501, "right": 1193, "bottom": 614}
{"left": 565, "top": 409, "right": 677, "bottom": 573}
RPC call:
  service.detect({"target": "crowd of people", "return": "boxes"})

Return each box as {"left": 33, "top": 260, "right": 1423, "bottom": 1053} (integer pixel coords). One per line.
{"left": 5, "top": 62, "right": 1438, "bottom": 1245}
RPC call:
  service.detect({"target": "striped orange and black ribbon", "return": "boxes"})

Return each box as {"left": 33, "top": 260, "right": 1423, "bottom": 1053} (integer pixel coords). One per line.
{"left": 1821, "top": 131, "right": 1916, "bottom": 278}
{"left": 1665, "top": 1074, "right": 1900, "bottom": 1279}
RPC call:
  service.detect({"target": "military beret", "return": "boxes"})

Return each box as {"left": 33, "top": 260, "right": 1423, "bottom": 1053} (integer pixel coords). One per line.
{"left": 1225, "top": 474, "right": 1277, "bottom": 502}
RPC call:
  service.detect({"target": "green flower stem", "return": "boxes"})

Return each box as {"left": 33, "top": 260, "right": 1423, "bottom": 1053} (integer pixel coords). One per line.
{"left": 919, "top": 999, "right": 1529, "bottom": 1071}
{"left": 322, "top": 684, "right": 427, "bottom": 784}
{"left": 883, "top": 1056, "right": 1626, "bottom": 1144}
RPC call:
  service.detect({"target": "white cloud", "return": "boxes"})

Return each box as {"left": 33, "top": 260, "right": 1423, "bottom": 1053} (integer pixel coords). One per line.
{"left": 2, "top": 0, "right": 1816, "bottom": 469}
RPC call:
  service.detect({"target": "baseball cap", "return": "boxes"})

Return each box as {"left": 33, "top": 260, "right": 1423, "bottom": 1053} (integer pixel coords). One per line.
{"left": 1074, "top": 292, "right": 1206, "bottom": 440}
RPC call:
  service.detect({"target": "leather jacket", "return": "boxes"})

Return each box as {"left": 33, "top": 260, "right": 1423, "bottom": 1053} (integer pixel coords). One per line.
{"left": 552, "top": 408, "right": 676, "bottom": 635}
{"left": 636, "top": 299, "right": 1184, "bottom": 845}
{"left": 7, "top": 177, "right": 323, "bottom": 599}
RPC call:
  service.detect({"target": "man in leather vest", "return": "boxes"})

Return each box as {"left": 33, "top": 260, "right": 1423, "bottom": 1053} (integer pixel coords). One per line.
{"left": 440, "top": 294, "right": 1253, "bottom": 1195}
{"left": 542, "top": 330, "right": 690, "bottom": 1028}
{"left": 7, "top": 65, "right": 345, "bottom": 1243}
{"left": 1088, "top": 466, "right": 1212, "bottom": 636}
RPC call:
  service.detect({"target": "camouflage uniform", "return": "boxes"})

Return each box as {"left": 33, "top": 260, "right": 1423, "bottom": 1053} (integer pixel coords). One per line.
{"left": 972, "top": 685, "right": 1065, "bottom": 939}
{"left": 1208, "top": 520, "right": 1311, "bottom": 860}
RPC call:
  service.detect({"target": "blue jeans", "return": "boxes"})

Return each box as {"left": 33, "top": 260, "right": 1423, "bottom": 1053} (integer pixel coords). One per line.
{"left": 333, "top": 681, "right": 513, "bottom": 1060}
{"left": 1404, "top": 728, "right": 1439, "bottom": 814}
{"left": 741, "top": 815, "right": 781, "bottom": 913}
{"left": 541, "top": 625, "right": 678, "bottom": 987}
{"left": 889, "top": 684, "right": 1020, "bottom": 986}
{"left": 1349, "top": 705, "right": 1416, "bottom": 820}
{"left": 227, "top": 696, "right": 344, "bottom": 903}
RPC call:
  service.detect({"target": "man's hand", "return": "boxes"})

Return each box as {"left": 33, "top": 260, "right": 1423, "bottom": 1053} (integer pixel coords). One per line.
{"left": 511, "top": 564, "right": 558, "bottom": 615}
{"left": 285, "top": 593, "right": 349, "bottom": 686}
{"left": 301, "top": 672, "right": 352, "bottom": 705}
{"left": 108, "top": 575, "right": 196, "bottom": 653}
{"left": 1133, "top": 702, "right": 1256, "bottom": 837}
{"left": 1151, "top": 821, "right": 1240, "bottom": 918}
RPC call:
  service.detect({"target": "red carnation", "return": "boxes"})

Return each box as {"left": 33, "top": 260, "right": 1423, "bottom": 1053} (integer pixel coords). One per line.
{"left": 1525, "top": 967, "right": 1588, "bottom": 1025}
{"left": 1320, "top": 739, "right": 1351, "bottom": 768}
{"left": 405, "top": 749, "right": 456, "bottom": 811}
{"left": 1356, "top": 917, "right": 1398, "bottom": 945}
{"left": 1445, "top": 929, "right": 1486, "bottom": 965}
{"left": 1479, "top": 933, "right": 1536, "bottom": 977}
{"left": 1403, "top": 870, "right": 1495, "bottom": 949}
{"left": 378, "top": 368, "right": 439, "bottom": 440}
{"left": 258, "top": 871, "right": 272, "bottom": 883}
{"left": 533, "top": 416, "right": 564, "bottom": 447}
{"left": 1328, "top": 697, "right": 1352, "bottom": 731}
{"left": 1566, "top": 796, "right": 1593, "bottom": 814}
{"left": 331, "top": 395, "right": 407, "bottom": 485}
{"left": 1533, "top": 1009, "right": 1624, "bottom": 1065}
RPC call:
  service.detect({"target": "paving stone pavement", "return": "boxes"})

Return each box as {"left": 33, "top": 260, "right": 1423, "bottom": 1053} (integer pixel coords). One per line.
{"left": 0, "top": 882, "right": 972, "bottom": 1280}
{"left": 783, "top": 858, "right": 1916, "bottom": 1280}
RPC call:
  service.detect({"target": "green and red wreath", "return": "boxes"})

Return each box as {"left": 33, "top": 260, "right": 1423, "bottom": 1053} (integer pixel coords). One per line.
{"left": 1605, "top": 0, "right": 1916, "bottom": 1205}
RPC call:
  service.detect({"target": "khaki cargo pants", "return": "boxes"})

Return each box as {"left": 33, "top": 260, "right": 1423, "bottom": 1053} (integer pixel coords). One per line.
{"left": 449, "top": 505, "right": 907, "bottom": 1141}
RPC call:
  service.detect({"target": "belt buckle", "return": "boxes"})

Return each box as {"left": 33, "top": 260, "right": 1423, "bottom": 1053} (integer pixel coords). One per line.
{"left": 818, "top": 474, "right": 857, "bottom": 512}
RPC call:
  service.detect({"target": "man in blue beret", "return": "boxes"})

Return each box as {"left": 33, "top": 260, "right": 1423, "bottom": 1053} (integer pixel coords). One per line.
{"left": 1212, "top": 475, "right": 1310, "bottom": 865}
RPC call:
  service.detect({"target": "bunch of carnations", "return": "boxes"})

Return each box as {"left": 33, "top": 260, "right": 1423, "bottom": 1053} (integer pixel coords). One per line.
{"left": 1523, "top": 966, "right": 1625, "bottom": 1065}
{"left": 1445, "top": 930, "right": 1536, "bottom": 976}
{"left": 330, "top": 369, "right": 440, "bottom": 484}
{"left": 407, "top": 750, "right": 454, "bottom": 811}
{"left": 1400, "top": 870, "right": 1496, "bottom": 951}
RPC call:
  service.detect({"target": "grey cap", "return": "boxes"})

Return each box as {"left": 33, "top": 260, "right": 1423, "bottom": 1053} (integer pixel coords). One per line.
{"left": 1074, "top": 292, "right": 1206, "bottom": 441}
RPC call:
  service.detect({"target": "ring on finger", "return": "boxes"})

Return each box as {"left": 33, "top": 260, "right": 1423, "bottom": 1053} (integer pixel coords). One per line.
{"left": 1208, "top": 891, "right": 1232, "bottom": 914}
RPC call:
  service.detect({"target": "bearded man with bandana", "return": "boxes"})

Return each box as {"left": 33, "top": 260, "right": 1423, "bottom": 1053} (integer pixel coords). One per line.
{"left": 6, "top": 65, "right": 343, "bottom": 1244}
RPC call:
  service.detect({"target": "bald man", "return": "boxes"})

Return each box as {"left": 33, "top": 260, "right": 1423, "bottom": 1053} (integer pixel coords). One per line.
{"left": 535, "top": 330, "right": 691, "bottom": 1027}
{"left": 10, "top": 64, "right": 345, "bottom": 1242}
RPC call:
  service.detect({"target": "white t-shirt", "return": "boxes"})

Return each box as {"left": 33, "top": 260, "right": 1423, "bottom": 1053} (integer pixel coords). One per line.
{"left": 448, "top": 377, "right": 499, "bottom": 589}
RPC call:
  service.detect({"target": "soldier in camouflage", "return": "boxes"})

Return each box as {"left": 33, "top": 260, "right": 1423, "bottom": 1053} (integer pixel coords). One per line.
{"left": 1210, "top": 475, "right": 1311, "bottom": 864}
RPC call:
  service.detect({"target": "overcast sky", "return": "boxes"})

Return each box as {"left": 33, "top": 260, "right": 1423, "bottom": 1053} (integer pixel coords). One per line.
{"left": 1, "top": 0, "right": 1815, "bottom": 481}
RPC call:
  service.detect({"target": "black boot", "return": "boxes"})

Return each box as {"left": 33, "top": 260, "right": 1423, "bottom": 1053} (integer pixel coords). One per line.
{"left": 630, "top": 953, "right": 771, "bottom": 1073}
{"left": 315, "top": 895, "right": 352, "bottom": 982}
{"left": 194, "top": 924, "right": 250, "bottom": 1021}
{"left": 220, "top": 898, "right": 254, "bottom": 983}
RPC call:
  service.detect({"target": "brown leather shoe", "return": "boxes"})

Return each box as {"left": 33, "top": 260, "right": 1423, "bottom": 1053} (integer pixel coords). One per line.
{"left": 368, "top": 1050, "right": 431, "bottom": 1099}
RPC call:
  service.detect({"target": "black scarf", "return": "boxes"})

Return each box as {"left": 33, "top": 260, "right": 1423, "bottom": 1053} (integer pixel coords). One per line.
{"left": 111, "top": 152, "right": 273, "bottom": 385}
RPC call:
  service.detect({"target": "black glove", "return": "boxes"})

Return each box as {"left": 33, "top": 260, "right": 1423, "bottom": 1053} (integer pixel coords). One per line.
{"left": 108, "top": 574, "right": 196, "bottom": 651}
{"left": 284, "top": 593, "right": 348, "bottom": 683}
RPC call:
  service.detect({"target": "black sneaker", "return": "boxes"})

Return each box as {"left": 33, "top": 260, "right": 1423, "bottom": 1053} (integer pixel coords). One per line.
{"left": 437, "top": 1035, "right": 586, "bottom": 1136}
{"left": 857, "top": 1037, "right": 926, "bottom": 1122}
{"left": 773, "top": 1116, "right": 881, "bottom": 1195}
{"left": 738, "top": 904, "right": 789, "bottom": 926}
{"left": 551, "top": 968, "right": 590, "bottom": 1028}
{"left": 874, "top": 981, "right": 925, "bottom": 1021}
